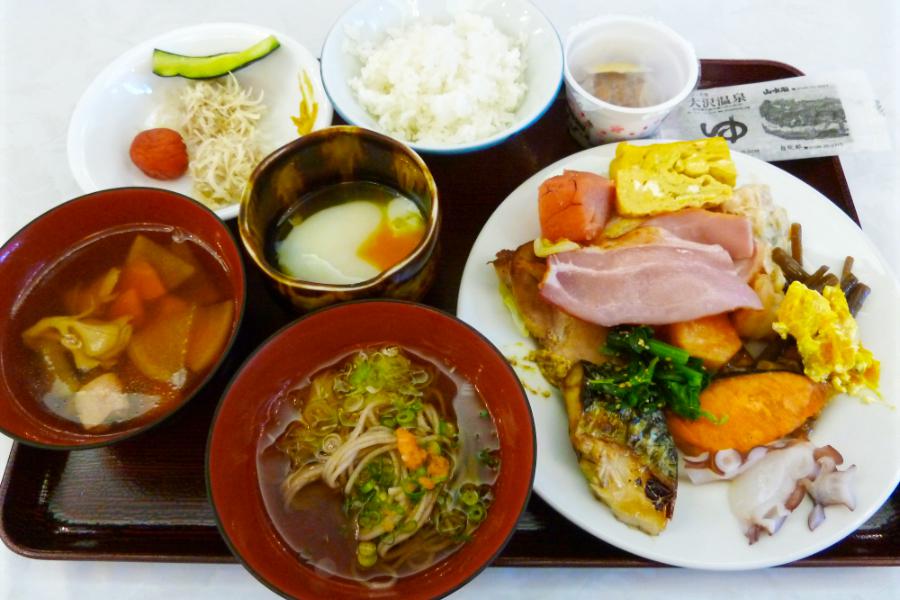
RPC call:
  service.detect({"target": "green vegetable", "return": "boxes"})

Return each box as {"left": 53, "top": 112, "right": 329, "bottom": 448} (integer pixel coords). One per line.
{"left": 438, "top": 420, "right": 457, "bottom": 438}
{"left": 466, "top": 504, "right": 485, "bottom": 523}
{"left": 357, "top": 541, "right": 377, "bottom": 567}
{"left": 152, "top": 35, "right": 281, "bottom": 79}
{"left": 396, "top": 409, "right": 415, "bottom": 426}
{"left": 476, "top": 448, "right": 500, "bottom": 470}
{"left": 587, "top": 325, "right": 716, "bottom": 421}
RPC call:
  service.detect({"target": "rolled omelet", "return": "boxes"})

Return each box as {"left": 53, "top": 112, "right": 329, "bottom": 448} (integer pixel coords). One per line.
{"left": 610, "top": 137, "right": 737, "bottom": 216}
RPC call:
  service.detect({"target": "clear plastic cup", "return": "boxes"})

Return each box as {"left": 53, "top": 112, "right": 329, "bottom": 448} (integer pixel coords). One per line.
{"left": 564, "top": 16, "right": 699, "bottom": 146}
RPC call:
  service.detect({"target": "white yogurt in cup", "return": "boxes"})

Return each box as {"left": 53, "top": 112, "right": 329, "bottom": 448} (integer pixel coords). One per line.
{"left": 564, "top": 16, "right": 699, "bottom": 146}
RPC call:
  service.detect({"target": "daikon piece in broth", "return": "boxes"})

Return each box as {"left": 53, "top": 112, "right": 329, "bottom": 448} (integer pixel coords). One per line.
{"left": 256, "top": 346, "right": 500, "bottom": 587}
{"left": 9, "top": 226, "right": 235, "bottom": 433}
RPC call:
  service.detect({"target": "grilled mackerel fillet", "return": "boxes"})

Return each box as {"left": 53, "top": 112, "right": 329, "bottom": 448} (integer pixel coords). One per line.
{"left": 562, "top": 362, "right": 678, "bottom": 535}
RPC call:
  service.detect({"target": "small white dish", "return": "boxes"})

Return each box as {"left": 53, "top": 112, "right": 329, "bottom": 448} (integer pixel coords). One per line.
{"left": 564, "top": 16, "right": 698, "bottom": 146}
{"left": 67, "top": 23, "right": 333, "bottom": 221}
{"left": 457, "top": 141, "right": 900, "bottom": 569}
{"left": 320, "top": 0, "right": 563, "bottom": 154}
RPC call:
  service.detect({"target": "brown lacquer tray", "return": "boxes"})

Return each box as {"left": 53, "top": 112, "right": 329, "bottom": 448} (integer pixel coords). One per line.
{"left": 1, "top": 59, "right": 895, "bottom": 566}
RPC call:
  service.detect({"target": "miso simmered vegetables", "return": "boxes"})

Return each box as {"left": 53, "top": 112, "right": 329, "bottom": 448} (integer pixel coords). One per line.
{"left": 14, "top": 228, "right": 235, "bottom": 432}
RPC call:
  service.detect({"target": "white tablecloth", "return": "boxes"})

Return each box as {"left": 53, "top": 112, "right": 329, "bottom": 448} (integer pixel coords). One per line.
{"left": 1, "top": 0, "right": 898, "bottom": 598}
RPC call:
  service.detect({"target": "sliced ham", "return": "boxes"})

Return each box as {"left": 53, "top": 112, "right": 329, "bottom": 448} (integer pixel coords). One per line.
{"left": 540, "top": 228, "right": 763, "bottom": 326}
{"left": 643, "top": 208, "right": 754, "bottom": 260}
{"left": 734, "top": 242, "right": 765, "bottom": 282}
{"left": 539, "top": 170, "right": 614, "bottom": 243}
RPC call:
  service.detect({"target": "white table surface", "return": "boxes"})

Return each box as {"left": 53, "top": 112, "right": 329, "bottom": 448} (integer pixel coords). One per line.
{"left": 1, "top": 0, "right": 898, "bottom": 598}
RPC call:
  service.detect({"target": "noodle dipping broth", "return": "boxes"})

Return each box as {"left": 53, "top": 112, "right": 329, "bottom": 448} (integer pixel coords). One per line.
{"left": 257, "top": 345, "right": 500, "bottom": 587}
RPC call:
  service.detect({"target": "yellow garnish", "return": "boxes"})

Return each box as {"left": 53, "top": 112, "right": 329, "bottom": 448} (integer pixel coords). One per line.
{"left": 396, "top": 428, "right": 428, "bottom": 469}
{"left": 773, "top": 282, "right": 880, "bottom": 398}
{"left": 533, "top": 237, "right": 580, "bottom": 258}
{"left": 587, "top": 62, "right": 650, "bottom": 75}
{"left": 291, "top": 70, "right": 319, "bottom": 135}
{"left": 427, "top": 454, "right": 450, "bottom": 479}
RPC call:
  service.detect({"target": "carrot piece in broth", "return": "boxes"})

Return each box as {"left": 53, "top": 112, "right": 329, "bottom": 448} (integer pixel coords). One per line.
{"left": 107, "top": 287, "right": 146, "bottom": 326}
{"left": 120, "top": 260, "right": 167, "bottom": 301}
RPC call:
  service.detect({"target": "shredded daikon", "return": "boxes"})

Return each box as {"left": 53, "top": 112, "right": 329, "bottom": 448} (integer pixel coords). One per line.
{"left": 157, "top": 75, "right": 267, "bottom": 208}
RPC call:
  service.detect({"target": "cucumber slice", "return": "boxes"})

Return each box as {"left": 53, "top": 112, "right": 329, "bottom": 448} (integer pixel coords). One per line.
{"left": 152, "top": 35, "right": 280, "bottom": 79}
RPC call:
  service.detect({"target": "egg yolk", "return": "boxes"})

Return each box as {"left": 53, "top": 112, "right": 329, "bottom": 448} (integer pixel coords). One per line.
{"left": 358, "top": 221, "right": 424, "bottom": 272}
{"left": 275, "top": 192, "right": 425, "bottom": 285}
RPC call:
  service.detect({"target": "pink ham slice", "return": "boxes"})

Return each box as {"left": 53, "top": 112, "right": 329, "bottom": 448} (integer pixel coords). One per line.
{"left": 643, "top": 208, "right": 754, "bottom": 260}
{"left": 540, "top": 229, "right": 763, "bottom": 326}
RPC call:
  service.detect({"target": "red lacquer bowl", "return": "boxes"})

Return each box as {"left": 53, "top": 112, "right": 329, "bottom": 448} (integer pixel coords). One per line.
{"left": 207, "top": 301, "right": 535, "bottom": 600}
{"left": 0, "top": 188, "right": 246, "bottom": 449}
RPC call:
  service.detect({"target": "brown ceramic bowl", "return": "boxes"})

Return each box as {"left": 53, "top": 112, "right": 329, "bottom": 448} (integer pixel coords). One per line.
{"left": 239, "top": 126, "right": 440, "bottom": 312}
{"left": 0, "top": 188, "right": 246, "bottom": 449}
{"left": 207, "top": 301, "right": 535, "bottom": 599}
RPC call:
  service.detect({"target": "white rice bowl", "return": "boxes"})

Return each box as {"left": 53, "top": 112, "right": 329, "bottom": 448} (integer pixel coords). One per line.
{"left": 346, "top": 13, "right": 526, "bottom": 145}
{"left": 321, "top": 0, "right": 563, "bottom": 154}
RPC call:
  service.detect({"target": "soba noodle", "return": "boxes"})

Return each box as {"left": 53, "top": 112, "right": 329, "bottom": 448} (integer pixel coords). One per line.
{"left": 271, "top": 346, "right": 499, "bottom": 583}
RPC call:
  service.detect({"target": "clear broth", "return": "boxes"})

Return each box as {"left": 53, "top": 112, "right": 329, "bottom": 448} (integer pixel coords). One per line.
{"left": 256, "top": 346, "right": 500, "bottom": 586}
{"left": 7, "top": 225, "right": 235, "bottom": 434}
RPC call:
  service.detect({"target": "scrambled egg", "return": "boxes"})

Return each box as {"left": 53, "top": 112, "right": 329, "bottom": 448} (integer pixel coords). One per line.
{"left": 772, "top": 281, "right": 880, "bottom": 398}
{"left": 609, "top": 137, "right": 737, "bottom": 216}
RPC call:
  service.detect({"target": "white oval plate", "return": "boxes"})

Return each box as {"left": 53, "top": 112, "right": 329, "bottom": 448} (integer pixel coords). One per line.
{"left": 457, "top": 142, "right": 900, "bottom": 569}
{"left": 67, "top": 23, "right": 333, "bottom": 220}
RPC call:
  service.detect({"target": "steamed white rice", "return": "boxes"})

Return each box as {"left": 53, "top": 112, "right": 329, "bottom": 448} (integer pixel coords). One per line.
{"left": 346, "top": 12, "right": 527, "bottom": 144}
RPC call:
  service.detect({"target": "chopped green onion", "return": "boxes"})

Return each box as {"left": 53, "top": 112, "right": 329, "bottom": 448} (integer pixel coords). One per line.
{"left": 343, "top": 394, "right": 364, "bottom": 412}
{"left": 467, "top": 504, "right": 485, "bottom": 523}
{"left": 359, "top": 510, "right": 381, "bottom": 529}
{"left": 378, "top": 470, "right": 394, "bottom": 486}
{"left": 358, "top": 541, "right": 376, "bottom": 557}
{"left": 396, "top": 409, "right": 415, "bottom": 426}
{"left": 399, "top": 519, "right": 418, "bottom": 534}
{"left": 357, "top": 550, "right": 377, "bottom": 568}
{"left": 338, "top": 410, "right": 358, "bottom": 427}
{"left": 460, "top": 489, "right": 479, "bottom": 506}
{"left": 477, "top": 448, "right": 501, "bottom": 470}
{"left": 439, "top": 420, "right": 456, "bottom": 437}
{"left": 401, "top": 479, "right": 419, "bottom": 496}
